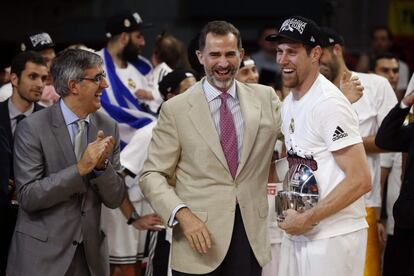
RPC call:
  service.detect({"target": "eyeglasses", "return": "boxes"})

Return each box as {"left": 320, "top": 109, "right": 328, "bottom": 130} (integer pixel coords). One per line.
{"left": 78, "top": 72, "right": 107, "bottom": 84}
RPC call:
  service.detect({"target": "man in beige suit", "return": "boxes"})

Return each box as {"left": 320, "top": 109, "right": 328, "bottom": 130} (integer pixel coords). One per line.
{"left": 140, "top": 21, "right": 282, "bottom": 276}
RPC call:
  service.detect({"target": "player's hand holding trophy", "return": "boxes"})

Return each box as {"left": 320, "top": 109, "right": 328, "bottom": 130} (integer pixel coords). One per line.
{"left": 275, "top": 163, "right": 319, "bottom": 222}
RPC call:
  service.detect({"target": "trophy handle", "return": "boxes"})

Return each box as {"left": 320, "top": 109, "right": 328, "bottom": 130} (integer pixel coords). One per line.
{"left": 274, "top": 157, "right": 289, "bottom": 182}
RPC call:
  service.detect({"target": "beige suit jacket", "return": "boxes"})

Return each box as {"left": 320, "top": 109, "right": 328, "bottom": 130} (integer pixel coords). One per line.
{"left": 140, "top": 80, "right": 282, "bottom": 274}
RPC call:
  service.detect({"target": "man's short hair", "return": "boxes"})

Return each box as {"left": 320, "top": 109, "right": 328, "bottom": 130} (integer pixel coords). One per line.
{"left": 10, "top": 51, "right": 47, "bottom": 78}
{"left": 369, "top": 52, "right": 399, "bottom": 72}
{"left": 51, "top": 49, "right": 103, "bottom": 97}
{"left": 154, "top": 33, "right": 182, "bottom": 69}
{"left": 198, "top": 21, "right": 242, "bottom": 51}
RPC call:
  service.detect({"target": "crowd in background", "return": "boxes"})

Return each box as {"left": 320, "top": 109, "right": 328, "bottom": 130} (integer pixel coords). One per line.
{"left": 0, "top": 10, "right": 413, "bottom": 276}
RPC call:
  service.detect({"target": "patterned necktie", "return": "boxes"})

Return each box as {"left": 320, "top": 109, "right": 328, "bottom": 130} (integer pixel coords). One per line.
{"left": 219, "top": 93, "right": 238, "bottom": 179}
{"left": 74, "top": 119, "right": 86, "bottom": 161}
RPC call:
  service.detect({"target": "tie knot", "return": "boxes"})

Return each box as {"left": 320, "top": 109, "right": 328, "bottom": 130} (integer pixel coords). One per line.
{"left": 219, "top": 92, "right": 229, "bottom": 102}
{"left": 76, "top": 119, "right": 86, "bottom": 131}
{"left": 15, "top": 114, "right": 26, "bottom": 124}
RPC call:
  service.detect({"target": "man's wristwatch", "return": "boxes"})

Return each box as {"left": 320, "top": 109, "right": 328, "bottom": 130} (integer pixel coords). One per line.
{"left": 127, "top": 210, "right": 140, "bottom": 225}
{"left": 95, "top": 159, "right": 109, "bottom": 171}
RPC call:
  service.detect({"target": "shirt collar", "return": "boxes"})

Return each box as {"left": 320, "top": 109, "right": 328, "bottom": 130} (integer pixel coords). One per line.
{"left": 203, "top": 78, "right": 237, "bottom": 103}
{"left": 8, "top": 99, "right": 35, "bottom": 119}
{"left": 59, "top": 99, "right": 90, "bottom": 126}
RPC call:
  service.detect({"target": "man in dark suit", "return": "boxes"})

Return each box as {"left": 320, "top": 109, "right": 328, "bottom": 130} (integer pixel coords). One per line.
{"left": 376, "top": 87, "right": 414, "bottom": 276}
{"left": 0, "top": 51, "right": 48, "bottom": 276}
{"left": 6, "top": 49, "right": 126, "bottom": 276}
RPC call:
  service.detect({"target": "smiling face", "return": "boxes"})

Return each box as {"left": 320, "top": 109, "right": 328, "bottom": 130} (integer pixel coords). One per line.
{"left": 196, "top": 32, "right": 244, "bottom": 92}
{"left": 11, "top": 61, "right": 48, "bottom": 104}
{"left": 76, "top": 65, "right": 109, "bottom": 114}
{"left": 276, "top": 41, "right": 320, "bottom": 94}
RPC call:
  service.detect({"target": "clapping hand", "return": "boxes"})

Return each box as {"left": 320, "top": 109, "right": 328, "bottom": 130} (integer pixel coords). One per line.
{"left": 77, "top": 130, "right": 114, "bottom": 176}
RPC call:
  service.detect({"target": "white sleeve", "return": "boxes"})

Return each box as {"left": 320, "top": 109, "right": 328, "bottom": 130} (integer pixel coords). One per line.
{"left": 405, "top": 73, "right": 414, "bottom": 96}
{"left": 375, "top": 77, "right": 398, "bottom": 125}
{"left": 120, "top": 122, "right": 156, "bottom": 176}
{"left": 404, "top": 73, "right": 414, "bottom": 114}
{"left": 380, "top": 152, "right": 395, "bottom": 168}
{"left": 397, "top": 61, "right": 409, "bottom": 91}
{"left": 313, "top": 97, "right": 362, "bottom": 152}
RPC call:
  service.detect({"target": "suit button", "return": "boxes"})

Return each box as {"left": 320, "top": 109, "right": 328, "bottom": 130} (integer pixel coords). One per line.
{"left": 81, "top": 211, "right": 86, "bottom": 216}
{"left": 72, "top": 241, "right": 78, "bottom": 246}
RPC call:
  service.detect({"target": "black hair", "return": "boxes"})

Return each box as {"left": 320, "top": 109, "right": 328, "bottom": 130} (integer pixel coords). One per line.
{"left": 369, "top": 52, "right": 399, "bottom": 71}
{"left": 10, "top": 51, "right": 47, "bottom": 78}
{"left": 199, "top": 20, "right": 242, "bottom": 51}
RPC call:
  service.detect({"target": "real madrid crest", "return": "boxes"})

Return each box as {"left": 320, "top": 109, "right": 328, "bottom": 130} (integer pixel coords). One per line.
{"left": 289, "top": 118, "right": 295, "bottom": 134}
{"left": 127, "top": 78, "right": 136, "bottom": 90}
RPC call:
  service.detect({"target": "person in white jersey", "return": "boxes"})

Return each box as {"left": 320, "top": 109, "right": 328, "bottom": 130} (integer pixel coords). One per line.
{"left": 98, "top": 11, "right": 162, "bottom": 276}
{"left": 266, "top": 16, "right": 371, "bottom": 276}
{"left": 370, "top": 52, "right": 403, "bottom": 275}
{"left": 318, "top": 27, "right": 397, "bottom": 276}
{"left": 98, "top": 11, "right": 157, "bottom": 148}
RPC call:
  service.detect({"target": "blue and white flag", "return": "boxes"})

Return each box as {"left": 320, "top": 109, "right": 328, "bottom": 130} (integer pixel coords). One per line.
{"left": 98, "top": 48, "right": 156, "bottom": 149}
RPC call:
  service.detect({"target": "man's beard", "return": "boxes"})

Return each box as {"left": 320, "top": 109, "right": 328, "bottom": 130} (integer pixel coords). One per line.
{"left": 121, "top": 41, "right": 141, "bottom": 63}
{"left": 323, "top": 56, "right": 340, "bottom": 82}
{"left": 205, "top": 65, "right": 237, "bottom": 91}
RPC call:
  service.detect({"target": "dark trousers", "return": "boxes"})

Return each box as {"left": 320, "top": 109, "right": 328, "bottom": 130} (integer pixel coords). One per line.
{"left": 173, "top": 205, "right": 261, "bottom": 276}
{"left": 0, "top": 204, "right": 17, "bottom": 276}
{"left": 382, "top": 228, "right": 414, "bottom": 276}
{"left": 65, "top": 243, "right": 91, "bottom": 276}
{"left": 153, "top": 229, "right": 170, "bottom": 276}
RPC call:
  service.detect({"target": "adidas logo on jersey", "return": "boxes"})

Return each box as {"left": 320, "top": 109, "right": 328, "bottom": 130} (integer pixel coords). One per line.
{"left": 332, "top": 126, "right": 348, "bottom": 141}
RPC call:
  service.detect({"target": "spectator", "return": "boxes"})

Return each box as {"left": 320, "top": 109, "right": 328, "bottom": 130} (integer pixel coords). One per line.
{"left": 355, "top": 26, "right": 410, "bottom": 96}
{"left": 0, "top": 51, "right": 48, "bottom": 275}
{"left": 0, "top": 31, "right": 60, "bottom": 107}
{"left": 251, "top": 25, "right": 281, "bottom": 88}
{"left": 6, "top": 48, "right": 126, "bottom": 276}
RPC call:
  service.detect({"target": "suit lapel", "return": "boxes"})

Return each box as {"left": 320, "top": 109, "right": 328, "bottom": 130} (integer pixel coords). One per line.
{"left": 188, "top": 83, "right": 229, "bottom": 171}
{"left": 236, "top": 83, "right": 261, "bottom": 178}
{"left": 51, "top": 103, "right": 77, "bottom": 165}
{"left": 34, "top": 102, "right": 44, "bottom": 112}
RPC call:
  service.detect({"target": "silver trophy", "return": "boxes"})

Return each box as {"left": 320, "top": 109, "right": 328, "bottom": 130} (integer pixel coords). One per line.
{"left": 275, "top": 163, "right": 319, "bottom": 222}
